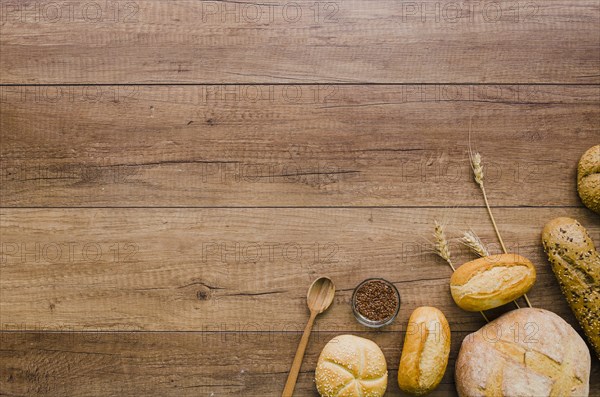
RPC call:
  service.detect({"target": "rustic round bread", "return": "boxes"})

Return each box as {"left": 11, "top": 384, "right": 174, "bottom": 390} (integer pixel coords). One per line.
{"left": 577, "top": 144, "right": 600, "bottom": 214}
{"left": 456, "top": 308, "right": 590, "bottom": 397}
{"left": 315, "top": 334, "right": 388, "bottom": 397}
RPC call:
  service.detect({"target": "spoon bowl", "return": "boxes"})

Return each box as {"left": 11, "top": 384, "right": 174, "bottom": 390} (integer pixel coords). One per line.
{"left": 307, "top": 277, "right": 336, "bottom": 314}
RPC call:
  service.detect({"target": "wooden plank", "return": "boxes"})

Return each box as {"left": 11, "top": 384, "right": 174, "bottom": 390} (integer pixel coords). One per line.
{"left": 1, "top": 85, "right": 598, "bottom": 207}
{"left": 1, "top": 0, "right": 599, "bottom": 84}
{"left": 1, "top": 331, "right": 599, "bottom": 396}
{"left": 2, "top": 207, "right": 598, "bottom": 331}
{"left": 0, "top": 331, "right": 475, "bottom": 397}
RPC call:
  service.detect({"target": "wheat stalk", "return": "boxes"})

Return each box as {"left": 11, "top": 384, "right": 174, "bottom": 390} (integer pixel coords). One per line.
{"left": 434, "top": 220, "right": 489, "bottom": 323}
{"left": 461, "top": 230, "right": 490, "bottom": 257}
{"left": 470, "top": 151, "right": 522, "bottom": 309}
{"left": 469, "top": 119, "right": 532, "bottom": 308}
{"left": 469, "top": 151, "right": 508, "bottom": 253}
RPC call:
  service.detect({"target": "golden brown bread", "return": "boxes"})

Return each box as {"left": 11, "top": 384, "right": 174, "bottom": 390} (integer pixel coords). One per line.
{"left": 450, "top": 254, "right": 536, "bottom": 311}
{"left": 398, "top": 307, "right": 450, "bottom": 396}
{"left": 315, "top": 335, "right": 387, "bottom": 397}
{"left": 577, "top": 145, "right": 600, "bottom": 214}
{"left": 456, "top": 308, "right": 590, "bottom": 397}
{"left": 542, "top": 217, "right": 600, "bottom": 359}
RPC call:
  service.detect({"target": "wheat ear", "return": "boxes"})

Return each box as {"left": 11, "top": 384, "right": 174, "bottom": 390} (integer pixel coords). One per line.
{"left": 434, "top": 221, "right": 489, "bottom": 323}
{"left": 469, "top": 120, "right": 532, "bottom": 308}
{"left": 461, "top": 230, "right": 490, "bottom": 257}
{"left": 434, "top": 221, "right": 455, "bottom": 271}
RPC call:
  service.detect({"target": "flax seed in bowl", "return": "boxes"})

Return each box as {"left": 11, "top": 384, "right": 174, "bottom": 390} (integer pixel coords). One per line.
{"left": 352, "top": 278, "right": 400, "bottom": 328}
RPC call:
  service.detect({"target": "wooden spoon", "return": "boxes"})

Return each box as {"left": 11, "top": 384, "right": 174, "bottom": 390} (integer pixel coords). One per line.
{"left": 282, "top": 277, "right": 336, "bottom": 397}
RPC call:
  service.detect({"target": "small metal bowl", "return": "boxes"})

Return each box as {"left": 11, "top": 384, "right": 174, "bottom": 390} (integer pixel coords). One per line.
{"left": 352, "top": 278, "right": 400, "bottom": 328}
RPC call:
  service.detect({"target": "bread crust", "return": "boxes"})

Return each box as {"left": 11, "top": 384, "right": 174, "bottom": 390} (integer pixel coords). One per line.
{"left": 577, "top": 144, "right": 600, "bottom": 214}
{"left": 450, "top": 254, "right": 536, "bottom": 311}
{"left": 398, "top": 307, "right": 450, "bottom": 396}
{"left": 456, "top": 308, "right": 590, "bottom": 397}
{"left": 315, "top": 335, "right": 388, "bottom": 397}
{"left": 542, "top": 217, "right": 600, "bottom": 359}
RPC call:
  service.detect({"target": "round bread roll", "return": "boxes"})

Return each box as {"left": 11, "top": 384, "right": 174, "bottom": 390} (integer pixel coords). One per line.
{"left": 398, "top": 307, "right": 451, "bottom": 396}
{"left": 577, "top": 144, "right": 600, "bottom": 214}
{"left": 456, "top": 308, "right": 590, "bottom": 397}
{"left": 315, "top": 335, "right": 388, "bottom": 397}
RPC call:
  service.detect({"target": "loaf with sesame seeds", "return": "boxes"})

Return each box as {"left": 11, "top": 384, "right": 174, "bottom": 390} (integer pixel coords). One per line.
{"left": 577, "top": 145, "right": 600, "bottom": 214}
{"left": 542, "top": 217, "right": 600, "bottom": 359}
{"left": 315, "top": 335, "right": 387, "bottom": 397}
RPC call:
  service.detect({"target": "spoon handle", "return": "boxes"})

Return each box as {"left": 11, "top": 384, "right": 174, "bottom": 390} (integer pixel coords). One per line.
{"left": 282, "top": 310, "right": 317, "bottom": 397}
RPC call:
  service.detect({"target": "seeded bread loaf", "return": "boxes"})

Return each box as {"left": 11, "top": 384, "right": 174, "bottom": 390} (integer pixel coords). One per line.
{"left": 450, "top": 254, "right": 536, "bottom": 311}
{"left": 456, "top": 308, "right": 590, "bottom": 397}
{"left": 577, "top": 145, "right": 600, "bottom": 214}
{"left": 542, "top": 217, "right": 600, "bottom": 359}
{"left": 315, "top": 335, "right": 388, "bottom": 397}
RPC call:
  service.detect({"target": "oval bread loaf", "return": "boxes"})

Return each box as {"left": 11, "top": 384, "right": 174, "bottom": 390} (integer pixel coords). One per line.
{"left": 456, "top": 308, "right": 590, "bottom": 397}
{"left": 577, "top": 144, "right": 600, "bottom": 214}
{"left": 315, "top": 335, "right": 388, "bottom": 397}
{"left": 450, "top": 254, "right": 536, "bottom": 311}
{"left": 542, "top": 217, "right": 600, "bottom": 359}
{"left": 398, "top": 307, "right": 450, "bottom": 396}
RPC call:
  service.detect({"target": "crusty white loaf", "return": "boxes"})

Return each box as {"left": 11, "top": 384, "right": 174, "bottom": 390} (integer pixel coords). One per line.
{"left": 315, "top": 335, "right": 387, "bottom": 397}
{"left": 398, "top": 307, "right": 451, "bottom": 396}
{"left": 456, "top": 308, "right": 590, "bottom": 397}
{"left": 450, "top": 254, "right": 536, "bottom": 311}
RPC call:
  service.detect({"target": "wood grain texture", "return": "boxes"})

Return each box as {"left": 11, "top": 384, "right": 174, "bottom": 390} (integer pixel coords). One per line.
{"left": 1, "top": 0, "right": 599, "bottom": 84}
{"left": 2, "top": 0, "right": 600, "bottom": 395}
{"left": 2, "top": 207, "right": 599, "bottom": 332}
{"left": 1, "top": 331, "right": 599, "bottom": 396}
{"left": 2, "top": 85, "right": 598, "bottom": 207}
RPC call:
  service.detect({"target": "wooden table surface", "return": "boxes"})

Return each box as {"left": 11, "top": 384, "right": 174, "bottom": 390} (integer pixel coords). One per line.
{"left": 1, "top": 0, "right": 599, "bottom": 395}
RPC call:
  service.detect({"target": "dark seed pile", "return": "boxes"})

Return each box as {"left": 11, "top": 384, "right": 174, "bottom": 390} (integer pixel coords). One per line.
{"left": 354, "top": 280, "right": 399, "bottom": 321}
